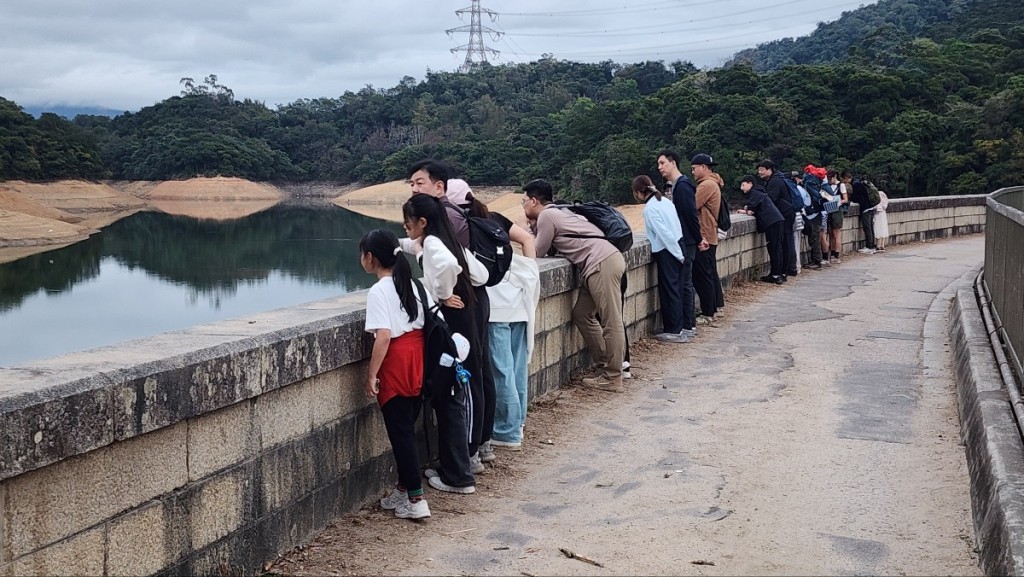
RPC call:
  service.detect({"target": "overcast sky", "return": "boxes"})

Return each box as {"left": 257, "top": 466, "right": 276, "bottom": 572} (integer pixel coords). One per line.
{"left": 0, "top": 0, "right": 874, "bottom": 113}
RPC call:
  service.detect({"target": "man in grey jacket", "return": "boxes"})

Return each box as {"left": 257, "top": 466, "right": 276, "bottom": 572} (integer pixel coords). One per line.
{"left": 523, "top": 179, "right": 626, "bottom": 392}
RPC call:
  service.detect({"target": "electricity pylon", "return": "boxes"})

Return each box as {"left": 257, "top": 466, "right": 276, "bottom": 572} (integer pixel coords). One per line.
{"left": 446, "top": 1, "right": 502, "bottom": 72}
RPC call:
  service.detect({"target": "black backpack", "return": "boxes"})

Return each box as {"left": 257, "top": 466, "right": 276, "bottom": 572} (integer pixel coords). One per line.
{"left": 413, "top": 279, "right": 462, "bottom": 401}
{"left": 464, "top": 214, "right": 513, "bottom": 287}
{"left": 717, "top": 194, "right": 732, "bottom": 233}
{"left": 555, "top": 201, "right": 634, "bottom": 252}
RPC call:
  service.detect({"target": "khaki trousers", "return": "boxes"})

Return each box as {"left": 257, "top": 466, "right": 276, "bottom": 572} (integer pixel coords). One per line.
{"left": 572, "top": 252, "right": 626, "bottom": 380}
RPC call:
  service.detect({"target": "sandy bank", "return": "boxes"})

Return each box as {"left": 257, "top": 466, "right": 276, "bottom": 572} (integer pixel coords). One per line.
{"left": 334, "top": 179, "right": 647, "bottom": 232}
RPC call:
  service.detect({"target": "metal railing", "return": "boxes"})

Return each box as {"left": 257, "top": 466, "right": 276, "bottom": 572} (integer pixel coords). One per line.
{"left": 984, "top": 187, "right": 1024, "bottom": 386}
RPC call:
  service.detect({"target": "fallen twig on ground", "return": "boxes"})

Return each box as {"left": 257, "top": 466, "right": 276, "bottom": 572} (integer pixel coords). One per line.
{"left": 560, "top": 548, "right": 604, "bottom": 567}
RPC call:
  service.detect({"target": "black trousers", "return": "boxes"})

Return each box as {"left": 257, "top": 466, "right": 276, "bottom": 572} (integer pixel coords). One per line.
{"left": 782, "top": 213, "right": 797, "bottom": 275}
{"left": 620, "top": 272, "right": 630, "bottom": 364}
{"left": 380, "top": 395, "right": 423, "bottom": 494}
{"left": 859, "top": 210, "right": 877, "bottom": 249}
{"left": 764, "top": 222, "right": 785, "bottom": 277}
{"left": 468, "top": 286, "right": 494, "bottom": 453}
{"left": 692, "top": 244, "right": 720, "bottom": 317}
{"left": 429, "top": 382, "right": 474, "bottom": 488}
{"left": 653, "top": 249, "right": 685, "bottom": 333}
{"left": 437, "top": 296, "right": 477, "bottom": 485}
{"left": 680, "top": 242, "right": 697, "bottom": 330}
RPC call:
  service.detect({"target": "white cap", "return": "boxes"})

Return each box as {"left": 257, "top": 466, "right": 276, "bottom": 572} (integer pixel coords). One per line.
{"left": 451, "top": 332, "right": 471, "bottom": 362}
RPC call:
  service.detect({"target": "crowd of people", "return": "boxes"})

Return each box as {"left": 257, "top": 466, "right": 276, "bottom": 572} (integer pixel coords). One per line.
{"left": 356, "top": 155, "right": 889, "bottom": 520}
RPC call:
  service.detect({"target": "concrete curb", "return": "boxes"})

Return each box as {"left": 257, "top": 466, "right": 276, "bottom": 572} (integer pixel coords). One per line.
{"left": 950, "top": 280, "right": 1024, "bottom": 576}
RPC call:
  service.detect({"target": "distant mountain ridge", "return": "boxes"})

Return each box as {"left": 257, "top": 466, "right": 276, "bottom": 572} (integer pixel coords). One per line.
{"left": 22, "top": 104, "right": 127, "bottom": 119}
{"left": 728, "top": 0, "right": 1023, "bottom": 71}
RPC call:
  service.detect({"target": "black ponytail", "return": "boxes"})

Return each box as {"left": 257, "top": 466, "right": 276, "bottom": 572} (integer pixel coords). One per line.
{"left": 358, "top": 229, "right": 418, "bottom": 322}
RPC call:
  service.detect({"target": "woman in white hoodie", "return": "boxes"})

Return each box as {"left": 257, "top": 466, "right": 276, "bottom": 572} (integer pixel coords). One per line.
{"left": 400, "top": 194, "right": 488, "bottom": 495}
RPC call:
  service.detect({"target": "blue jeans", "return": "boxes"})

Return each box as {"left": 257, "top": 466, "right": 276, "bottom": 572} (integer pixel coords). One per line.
{"left": 488, "top": 321, "right": 529, "bottom": 443}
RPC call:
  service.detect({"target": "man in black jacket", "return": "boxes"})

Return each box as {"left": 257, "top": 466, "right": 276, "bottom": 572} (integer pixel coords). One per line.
{"left": 848, "top": 174, "right": 878, "bottom": 254}
{"left": 756, "top": 160, "right": 798, "bottom": 277}
{"left": 739, "top": 175, "right": 786, "bottom": 284}
{"left": 659, "top": 150, "right": 708, "bottom": 337}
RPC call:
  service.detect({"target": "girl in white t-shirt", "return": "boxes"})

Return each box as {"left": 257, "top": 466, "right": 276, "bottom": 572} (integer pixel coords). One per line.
{"left": 360, "top": 228, "right": 432, "bottom": 519}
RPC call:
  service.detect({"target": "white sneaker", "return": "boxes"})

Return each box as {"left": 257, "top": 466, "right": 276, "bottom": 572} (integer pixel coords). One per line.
{"left": 395, "top": 498, "right": 431, "bottom": 519}
{"left": 679, "top": 328, "right": 697, "bottom": 338}
{"left": 380, "top": 489, "right": 409, "bottom": 510}
{"left": 478, "top": 441, "right": 496, "bottom": 463}
{"left": 489, "top": 439, "right": 522, "bottom": 451}
{"left": 424, "top": 468, "right": 439, "bottom": 479}
{"left": 857, "top": 247, "right": 875, "bottom": 254}
{"left": 469, "top": 452, "right": 485, "bottom": 474}
{"left": 655, "top": 332, "right": 690, "bottom": 343}
{"left": 622, "top": 361, "right": 632, "bottom": 379}
{"left": 428, "top": 475, "right": 476, "bottom": 494}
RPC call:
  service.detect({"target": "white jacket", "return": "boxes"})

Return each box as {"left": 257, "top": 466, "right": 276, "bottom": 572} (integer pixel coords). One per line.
{"left": 400, "top": 235, "right": 488, "bottom": 301}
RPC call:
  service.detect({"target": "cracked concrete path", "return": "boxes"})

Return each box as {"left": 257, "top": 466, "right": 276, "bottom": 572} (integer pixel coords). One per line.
{"left": 285, "top": 236, "right": 984, "bottom": 576}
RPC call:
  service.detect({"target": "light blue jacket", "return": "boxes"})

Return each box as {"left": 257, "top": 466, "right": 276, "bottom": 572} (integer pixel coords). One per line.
{"left": 643, "top": 195, "right": 684, "bottom": 262}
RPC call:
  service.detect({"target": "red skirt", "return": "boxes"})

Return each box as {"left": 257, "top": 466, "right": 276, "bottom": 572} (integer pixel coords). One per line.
{"left": 376, "top": 330, "right": 424, "bottom": 407}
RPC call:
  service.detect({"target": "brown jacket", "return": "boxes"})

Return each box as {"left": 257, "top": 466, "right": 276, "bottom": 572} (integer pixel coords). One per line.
{"left": 695, "top": 173, "right": 724, "bottom": 246}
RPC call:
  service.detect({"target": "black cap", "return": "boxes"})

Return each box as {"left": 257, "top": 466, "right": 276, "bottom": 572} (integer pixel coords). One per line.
{"left": 690, "top": 153, "right": 716, "bottom": 166}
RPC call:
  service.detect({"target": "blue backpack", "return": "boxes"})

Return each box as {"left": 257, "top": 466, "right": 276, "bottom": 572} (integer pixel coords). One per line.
{"left": 783, "top": 178, "right": 810, "bottom": 215}
{"left": 801, "top": 173, "right": 825, "bottom": 213}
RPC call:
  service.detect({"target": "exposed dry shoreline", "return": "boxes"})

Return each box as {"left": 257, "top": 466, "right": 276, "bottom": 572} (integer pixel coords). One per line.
{"left": 0, "top": 177, "right": 647, "bottom": 263}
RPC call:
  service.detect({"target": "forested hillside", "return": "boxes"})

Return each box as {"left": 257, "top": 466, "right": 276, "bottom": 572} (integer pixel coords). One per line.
{"left": 1, "top": 0, "right": 1022, "bottom": 203}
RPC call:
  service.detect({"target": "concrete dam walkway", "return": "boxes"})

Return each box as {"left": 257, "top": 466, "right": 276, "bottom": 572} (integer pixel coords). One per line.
{"left": 278, "top": 236, "right": 984, "bottom": 576}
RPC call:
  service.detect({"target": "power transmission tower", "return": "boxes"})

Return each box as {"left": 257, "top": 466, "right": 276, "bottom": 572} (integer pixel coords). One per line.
{"left": 446, "top": 1, "right": 502, "bottom": 72}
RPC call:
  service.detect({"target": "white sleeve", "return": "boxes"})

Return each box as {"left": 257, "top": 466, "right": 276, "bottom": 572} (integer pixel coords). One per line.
{"left": 464, "top": 248, "right": 490, "bottom": 287}
{"left": 422, "top": 236, "right": 462, "bottom": 301}
{"left": 399, "top": 237, "right": 420, "bottom": 256}
{"left": 364, "top": 284, "right": 390, "bottom": 333}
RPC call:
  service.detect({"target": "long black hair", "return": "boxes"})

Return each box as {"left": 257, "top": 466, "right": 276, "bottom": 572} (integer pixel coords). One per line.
{"left": 359, "top": 229, "right": 418, "bottom": 322}
{"left": 402, "top": 194, "right": 475, "bottom": 306}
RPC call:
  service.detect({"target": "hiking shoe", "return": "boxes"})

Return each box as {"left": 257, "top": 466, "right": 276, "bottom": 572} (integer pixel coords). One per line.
{"left": 622, "top": 361, "right": 632, "bottom": 379}
{"left": 655, "top": 332, "right": 690, "bottom": 343}
{"left": 469, "top": 452, "right": 485, "bottom": 474}
{"left": 428, "top": 476, "right": 475, "bottom": 494}
{"left": 695, "top": 315, "right": 714, "bottom": 326}
{"left": 380, "top": 489, "right": 409, "bottom": 510}
{"left": 490, "top": 439, "right": 522, "bottom": 451}
{"left": 478, "top": 441, "right": 496, "bottom": 463}
{"left": 395, "top": 498, "right": 430, "bottom": 520}
{"left": 582, "top": 375, "right": 623, "bottom": 392}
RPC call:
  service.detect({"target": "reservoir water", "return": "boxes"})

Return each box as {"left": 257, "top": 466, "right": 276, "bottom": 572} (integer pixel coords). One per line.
{"left": 0, "top": 204, "right": 404, "bottom": 367}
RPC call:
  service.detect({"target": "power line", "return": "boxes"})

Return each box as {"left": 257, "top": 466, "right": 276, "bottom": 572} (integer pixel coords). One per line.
{"left": 446, "top": 1, "right": 503, "bottom": 72}
{"left": 495, "top": 0, "right": 867, "bottom": 61}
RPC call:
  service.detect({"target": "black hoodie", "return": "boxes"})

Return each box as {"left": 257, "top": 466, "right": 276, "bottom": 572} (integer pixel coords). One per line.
{"left": 745, "top": 184, "right": 784, "bottom": 232}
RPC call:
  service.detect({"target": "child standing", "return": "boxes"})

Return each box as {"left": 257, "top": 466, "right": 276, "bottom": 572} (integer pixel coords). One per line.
{"left": 874, "top": 189, "right": 890, "bottom": 252}
{"left": 359, "top": 229, "right": 431, "bottom": 519}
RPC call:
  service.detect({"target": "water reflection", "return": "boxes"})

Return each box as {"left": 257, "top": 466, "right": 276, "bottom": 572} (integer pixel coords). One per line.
{"left": 0, "top": 204, "right": 404, "bottom": 366}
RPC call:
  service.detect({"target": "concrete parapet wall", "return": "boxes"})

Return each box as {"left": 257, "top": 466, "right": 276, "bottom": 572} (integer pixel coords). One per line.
{"left": 949, "top": 288, "right": 1024, "bottom": 576}
{"left": 0, "top": 194, "right": 987, "bottom": 576}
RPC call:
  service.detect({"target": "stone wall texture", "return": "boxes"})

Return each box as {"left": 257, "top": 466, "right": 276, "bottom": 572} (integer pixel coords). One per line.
{"left": 0, "top": 195, "right": 987, "bottom": 576}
